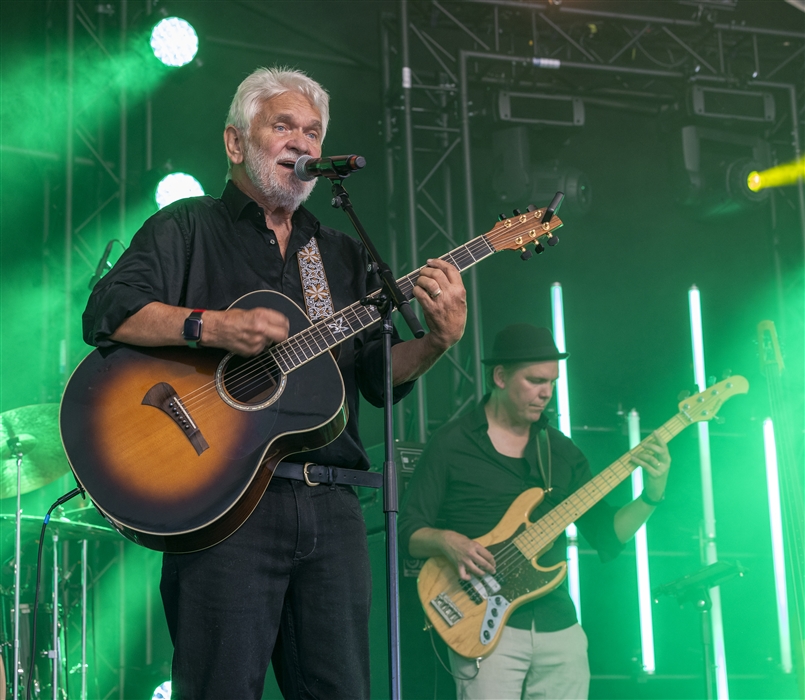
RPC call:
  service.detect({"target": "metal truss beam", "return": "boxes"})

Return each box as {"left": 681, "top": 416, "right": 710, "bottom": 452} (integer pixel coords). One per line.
{"left": 384, "top": 0, "right": 805, "bottom": 439}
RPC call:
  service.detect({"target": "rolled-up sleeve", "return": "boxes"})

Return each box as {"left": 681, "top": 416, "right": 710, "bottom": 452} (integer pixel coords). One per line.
{"left": 83, "top": 210, "right": 189, "bottom": 347}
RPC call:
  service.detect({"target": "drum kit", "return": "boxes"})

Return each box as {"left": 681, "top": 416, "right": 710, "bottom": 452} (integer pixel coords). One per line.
{"left": 0, "top": 404, "right": 118, "bottom": 700}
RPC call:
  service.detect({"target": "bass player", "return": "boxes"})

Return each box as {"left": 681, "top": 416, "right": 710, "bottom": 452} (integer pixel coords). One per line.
{"left": 399, "top": 323, "right": 671, "bottom": 700}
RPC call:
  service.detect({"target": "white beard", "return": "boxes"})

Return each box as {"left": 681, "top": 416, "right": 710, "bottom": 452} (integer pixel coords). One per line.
{"left": 243, "top": 141, "right": 316, "bottom": 212}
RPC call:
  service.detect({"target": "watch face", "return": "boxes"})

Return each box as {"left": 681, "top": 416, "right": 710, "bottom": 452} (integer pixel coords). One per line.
{"left": 183, "top": 317, "right": 202, "bottom": 341}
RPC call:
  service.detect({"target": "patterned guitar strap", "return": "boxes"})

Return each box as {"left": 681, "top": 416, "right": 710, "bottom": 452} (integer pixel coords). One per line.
{"left": 297, "top": 236, "right": 335, "bottom": 321}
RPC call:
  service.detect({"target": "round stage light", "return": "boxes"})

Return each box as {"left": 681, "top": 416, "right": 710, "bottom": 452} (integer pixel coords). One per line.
{"left": 747, "top": 170, "right": 762, "bottom": 192}
{"left": 151, "top": 680, "right": 172, "bottom": 700}
{"left": 150, "top": 17, "right": 198, "bottom": 67}
{"left": 155, "top": 173, "right": 205, "bottom": 209}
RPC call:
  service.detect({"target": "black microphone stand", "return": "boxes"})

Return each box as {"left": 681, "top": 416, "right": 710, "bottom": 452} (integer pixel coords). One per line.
{"left": 330, "top": 176, "right": 423, "bottom": 700}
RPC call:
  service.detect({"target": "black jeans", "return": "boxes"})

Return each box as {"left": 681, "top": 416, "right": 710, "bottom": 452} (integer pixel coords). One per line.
{"left": 160, "top": 477, "right": 372, "bottom": 699}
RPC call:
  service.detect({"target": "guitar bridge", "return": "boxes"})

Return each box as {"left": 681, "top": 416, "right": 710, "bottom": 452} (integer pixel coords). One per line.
{"left": 142, "top": 382, "right": 209, "bottom": 456}
{"left": 430, "top": 592, "right": 464, "bottom": 627}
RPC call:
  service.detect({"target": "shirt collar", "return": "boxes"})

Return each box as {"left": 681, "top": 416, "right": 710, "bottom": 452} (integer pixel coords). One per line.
{"left": 221, "top": 180, "right": 321, "bottom": 243}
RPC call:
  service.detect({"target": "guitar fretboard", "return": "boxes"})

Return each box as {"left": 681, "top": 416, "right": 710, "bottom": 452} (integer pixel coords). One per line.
{"left": 267, "top": 234, "right": 497, "bottom": 374}
{"left": 513, "top": 414, "right": 690, "bottom": 561}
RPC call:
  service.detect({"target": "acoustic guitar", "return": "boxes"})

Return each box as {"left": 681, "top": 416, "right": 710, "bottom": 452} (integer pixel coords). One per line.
{"left": 60, "top": 205, "right": 563, "bottom": 553}
{"left": 417, "top": 376, "right": 749, "bottom": 659}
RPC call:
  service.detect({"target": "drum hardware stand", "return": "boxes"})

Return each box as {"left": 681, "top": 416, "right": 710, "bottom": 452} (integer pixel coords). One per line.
{"left": 653, "top": 560, "right": 746, "bottom": 700}
{"left": 23, "top": 487, "right": 83, "bottom": 700}
{"left": 5, "top": 427, "right": 24, "bottom": 700}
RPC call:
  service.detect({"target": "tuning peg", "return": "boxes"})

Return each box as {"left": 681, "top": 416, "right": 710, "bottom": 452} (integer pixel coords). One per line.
{"left": 520, "top": 248, "right": 533, "bottom": 261}
{"left": 547, "top": 234, "right": 559, "bottom": 247}
{"left": 526, "top": 204, "right": 537, "bottom": 212}
{"left": 498, "top": 213, "right": 508, "bottom": 221}
{"left": 512, "top": 208, "right": 521, "bottom": 216}
{"left": 534, "top": 242, "right": 545, "bottom": 255}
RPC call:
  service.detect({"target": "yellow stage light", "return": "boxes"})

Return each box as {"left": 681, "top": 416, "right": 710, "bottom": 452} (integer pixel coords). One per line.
{"left": 747, "top": 156, "right": 805, "bottom": 192}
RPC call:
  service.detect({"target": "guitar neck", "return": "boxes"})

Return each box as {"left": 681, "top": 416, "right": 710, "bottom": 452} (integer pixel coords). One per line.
{"left": 514, "top": 413, "right": 691, "bottom": 560}
{"left": 267, "top": 234, "right": 497, "bottom": 375}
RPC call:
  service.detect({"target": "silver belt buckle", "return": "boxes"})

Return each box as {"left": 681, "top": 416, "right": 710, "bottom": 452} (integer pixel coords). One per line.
{"left": 303, "top": 462, "right": 321, "bottom": 487}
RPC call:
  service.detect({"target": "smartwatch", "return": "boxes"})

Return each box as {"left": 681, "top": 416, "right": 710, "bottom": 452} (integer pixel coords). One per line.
{"left": 182, "top": 309, "right": 205, "bottom": 348}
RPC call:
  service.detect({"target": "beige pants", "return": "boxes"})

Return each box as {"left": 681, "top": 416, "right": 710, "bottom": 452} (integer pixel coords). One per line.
{"left": 448, "top": 623, "right": 591, "bottom": 700}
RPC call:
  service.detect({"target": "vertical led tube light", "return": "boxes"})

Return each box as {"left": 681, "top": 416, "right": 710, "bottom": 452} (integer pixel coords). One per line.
{"left": 628, "top": 410, "right": 656, "bottom": 673}
{"left": 763, "top": 418, "right": 793, "bottom": 673}
{"left": 551, "top": 283, "right": 581, "bottom": 621}
{"left": 688, "top": 285, "right": 729, "bottom": 699}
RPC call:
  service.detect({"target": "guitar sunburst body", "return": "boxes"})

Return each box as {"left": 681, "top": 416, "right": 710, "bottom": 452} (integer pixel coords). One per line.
{"left": 61, "top": 291, "right": 347, "bottom": 552}
{"left": 418, "top": 488, "right": 567, "bottom": 659}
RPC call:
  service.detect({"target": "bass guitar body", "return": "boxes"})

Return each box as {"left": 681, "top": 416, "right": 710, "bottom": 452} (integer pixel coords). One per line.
{"left": 417, "top": 488, "right": 567, "bottom": 659}
{"left": 60, "top": 291, "right": 347, "bottom": 553}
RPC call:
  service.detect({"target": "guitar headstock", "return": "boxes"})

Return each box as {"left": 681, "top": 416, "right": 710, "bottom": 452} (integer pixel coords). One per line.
{"left": 484, "top": 196, "right": 564, "bottom": 259}
{"left": 678, "top": 376, "right": 749, "bottom": 423}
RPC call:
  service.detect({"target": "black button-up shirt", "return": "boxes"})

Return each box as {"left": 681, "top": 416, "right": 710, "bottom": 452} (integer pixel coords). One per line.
{"left": 399, "top": 398, "right": 623, "bottom": 631}
{"left": 83, "top": 181, "right": 414, "bottom": 470}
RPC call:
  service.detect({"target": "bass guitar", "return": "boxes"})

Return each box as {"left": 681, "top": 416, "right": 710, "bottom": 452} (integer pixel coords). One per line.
{"left": 417, "top": 376, "right": 749, "bottom": 659}
{"left": 60, "top": 205, "right": 563, "bottom": 553}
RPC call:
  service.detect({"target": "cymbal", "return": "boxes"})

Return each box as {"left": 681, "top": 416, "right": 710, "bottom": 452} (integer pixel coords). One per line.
{"left": 0, "top": 404, "right": 69, "bottom": 499}
{"left": 0, "top": 513, "right": 119, "bottom": 542}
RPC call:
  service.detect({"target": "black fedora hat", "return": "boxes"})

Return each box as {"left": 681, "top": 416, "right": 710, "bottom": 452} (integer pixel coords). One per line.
{"left": 482, "top": 324, "right": 569, "bottom": 365}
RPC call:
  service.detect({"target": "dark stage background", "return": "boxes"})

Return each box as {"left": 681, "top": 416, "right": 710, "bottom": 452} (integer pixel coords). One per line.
{"left": 1, "top": 1, "right": 803, "bottom": 698}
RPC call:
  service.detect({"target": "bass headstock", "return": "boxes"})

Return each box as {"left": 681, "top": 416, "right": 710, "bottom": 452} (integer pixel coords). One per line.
{"left": 679, "top": 376, "right": 749, "bottom": 423}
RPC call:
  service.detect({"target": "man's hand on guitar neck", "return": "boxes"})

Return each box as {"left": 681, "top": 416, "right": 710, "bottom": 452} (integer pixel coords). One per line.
{"left": 409, "top": 527, "right": 496, "bottom": 581}
{"left": 392, "top": 259, "right": 467, "bottom": 386}
{"left": 614, "top": 431, "right": 672, "bottom": 543}
{"left": 629, "top": 430, "right": 671, "bottom": 501}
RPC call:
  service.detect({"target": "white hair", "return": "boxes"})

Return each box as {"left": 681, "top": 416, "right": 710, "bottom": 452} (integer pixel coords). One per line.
{"left": 225, "top": 66, "right": 330, "bottom": 178}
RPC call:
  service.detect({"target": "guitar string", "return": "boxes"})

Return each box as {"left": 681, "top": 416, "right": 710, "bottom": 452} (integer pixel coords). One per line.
{"left": 172, "top": 222, "right": 540, "bottom": 411}
{"left": 176, "top": 219, "right": 542, "bottom": 408}
{"left": 176, "top": 234, "right": 500, "bottom": 412}
{"left": 431, "top": 420, "right": 683, "bottom": 613}
{"left": 431, "top": 455, "right": 643, "bottom": 613}
{"left": 482, "top": 419, "right": 683, "bottom": 583}
{"left": 110, "top": 223, "right": 551, "bottom": 448}
{"left": 177, "top": 245, "right": 474, "bottom": 407}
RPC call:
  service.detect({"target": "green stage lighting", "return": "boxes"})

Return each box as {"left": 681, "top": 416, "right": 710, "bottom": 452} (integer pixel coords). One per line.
{"left": 150, "top": 17, "right": 198, "bottom": 67}
{"left": 151, "top": 680, "right": 172, "bottom": 700}
{"left": 155, "top": 173, "right": 204, "bottom": 209}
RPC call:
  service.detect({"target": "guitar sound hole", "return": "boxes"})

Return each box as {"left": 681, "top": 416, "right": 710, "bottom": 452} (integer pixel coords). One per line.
{"left": 221, "top": 352, "right": 282, "bottom": 406}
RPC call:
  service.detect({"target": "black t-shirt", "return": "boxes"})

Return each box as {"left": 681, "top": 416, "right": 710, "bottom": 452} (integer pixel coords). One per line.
{"left": 83, "top": 181, "right": 414, "bottom": 470}
{"left": 399, "top": 398, "right": 624, "bottom": 631}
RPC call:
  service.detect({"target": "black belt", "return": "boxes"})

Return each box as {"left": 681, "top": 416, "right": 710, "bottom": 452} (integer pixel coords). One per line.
{"left": 274, "top": 462, "right": 383, "bottom": 489}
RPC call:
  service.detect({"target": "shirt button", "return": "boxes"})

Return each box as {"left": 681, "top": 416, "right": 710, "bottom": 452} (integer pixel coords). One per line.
{"left": 269, "top": 238, "right": 276, "bottom": 245}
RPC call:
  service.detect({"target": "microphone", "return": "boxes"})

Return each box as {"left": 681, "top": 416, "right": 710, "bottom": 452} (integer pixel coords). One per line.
{"left": 88, "top": 239, "right": 116, "bottom": 290}
{"left": 294, "top": 154, "right": 366, "bottom": 181}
